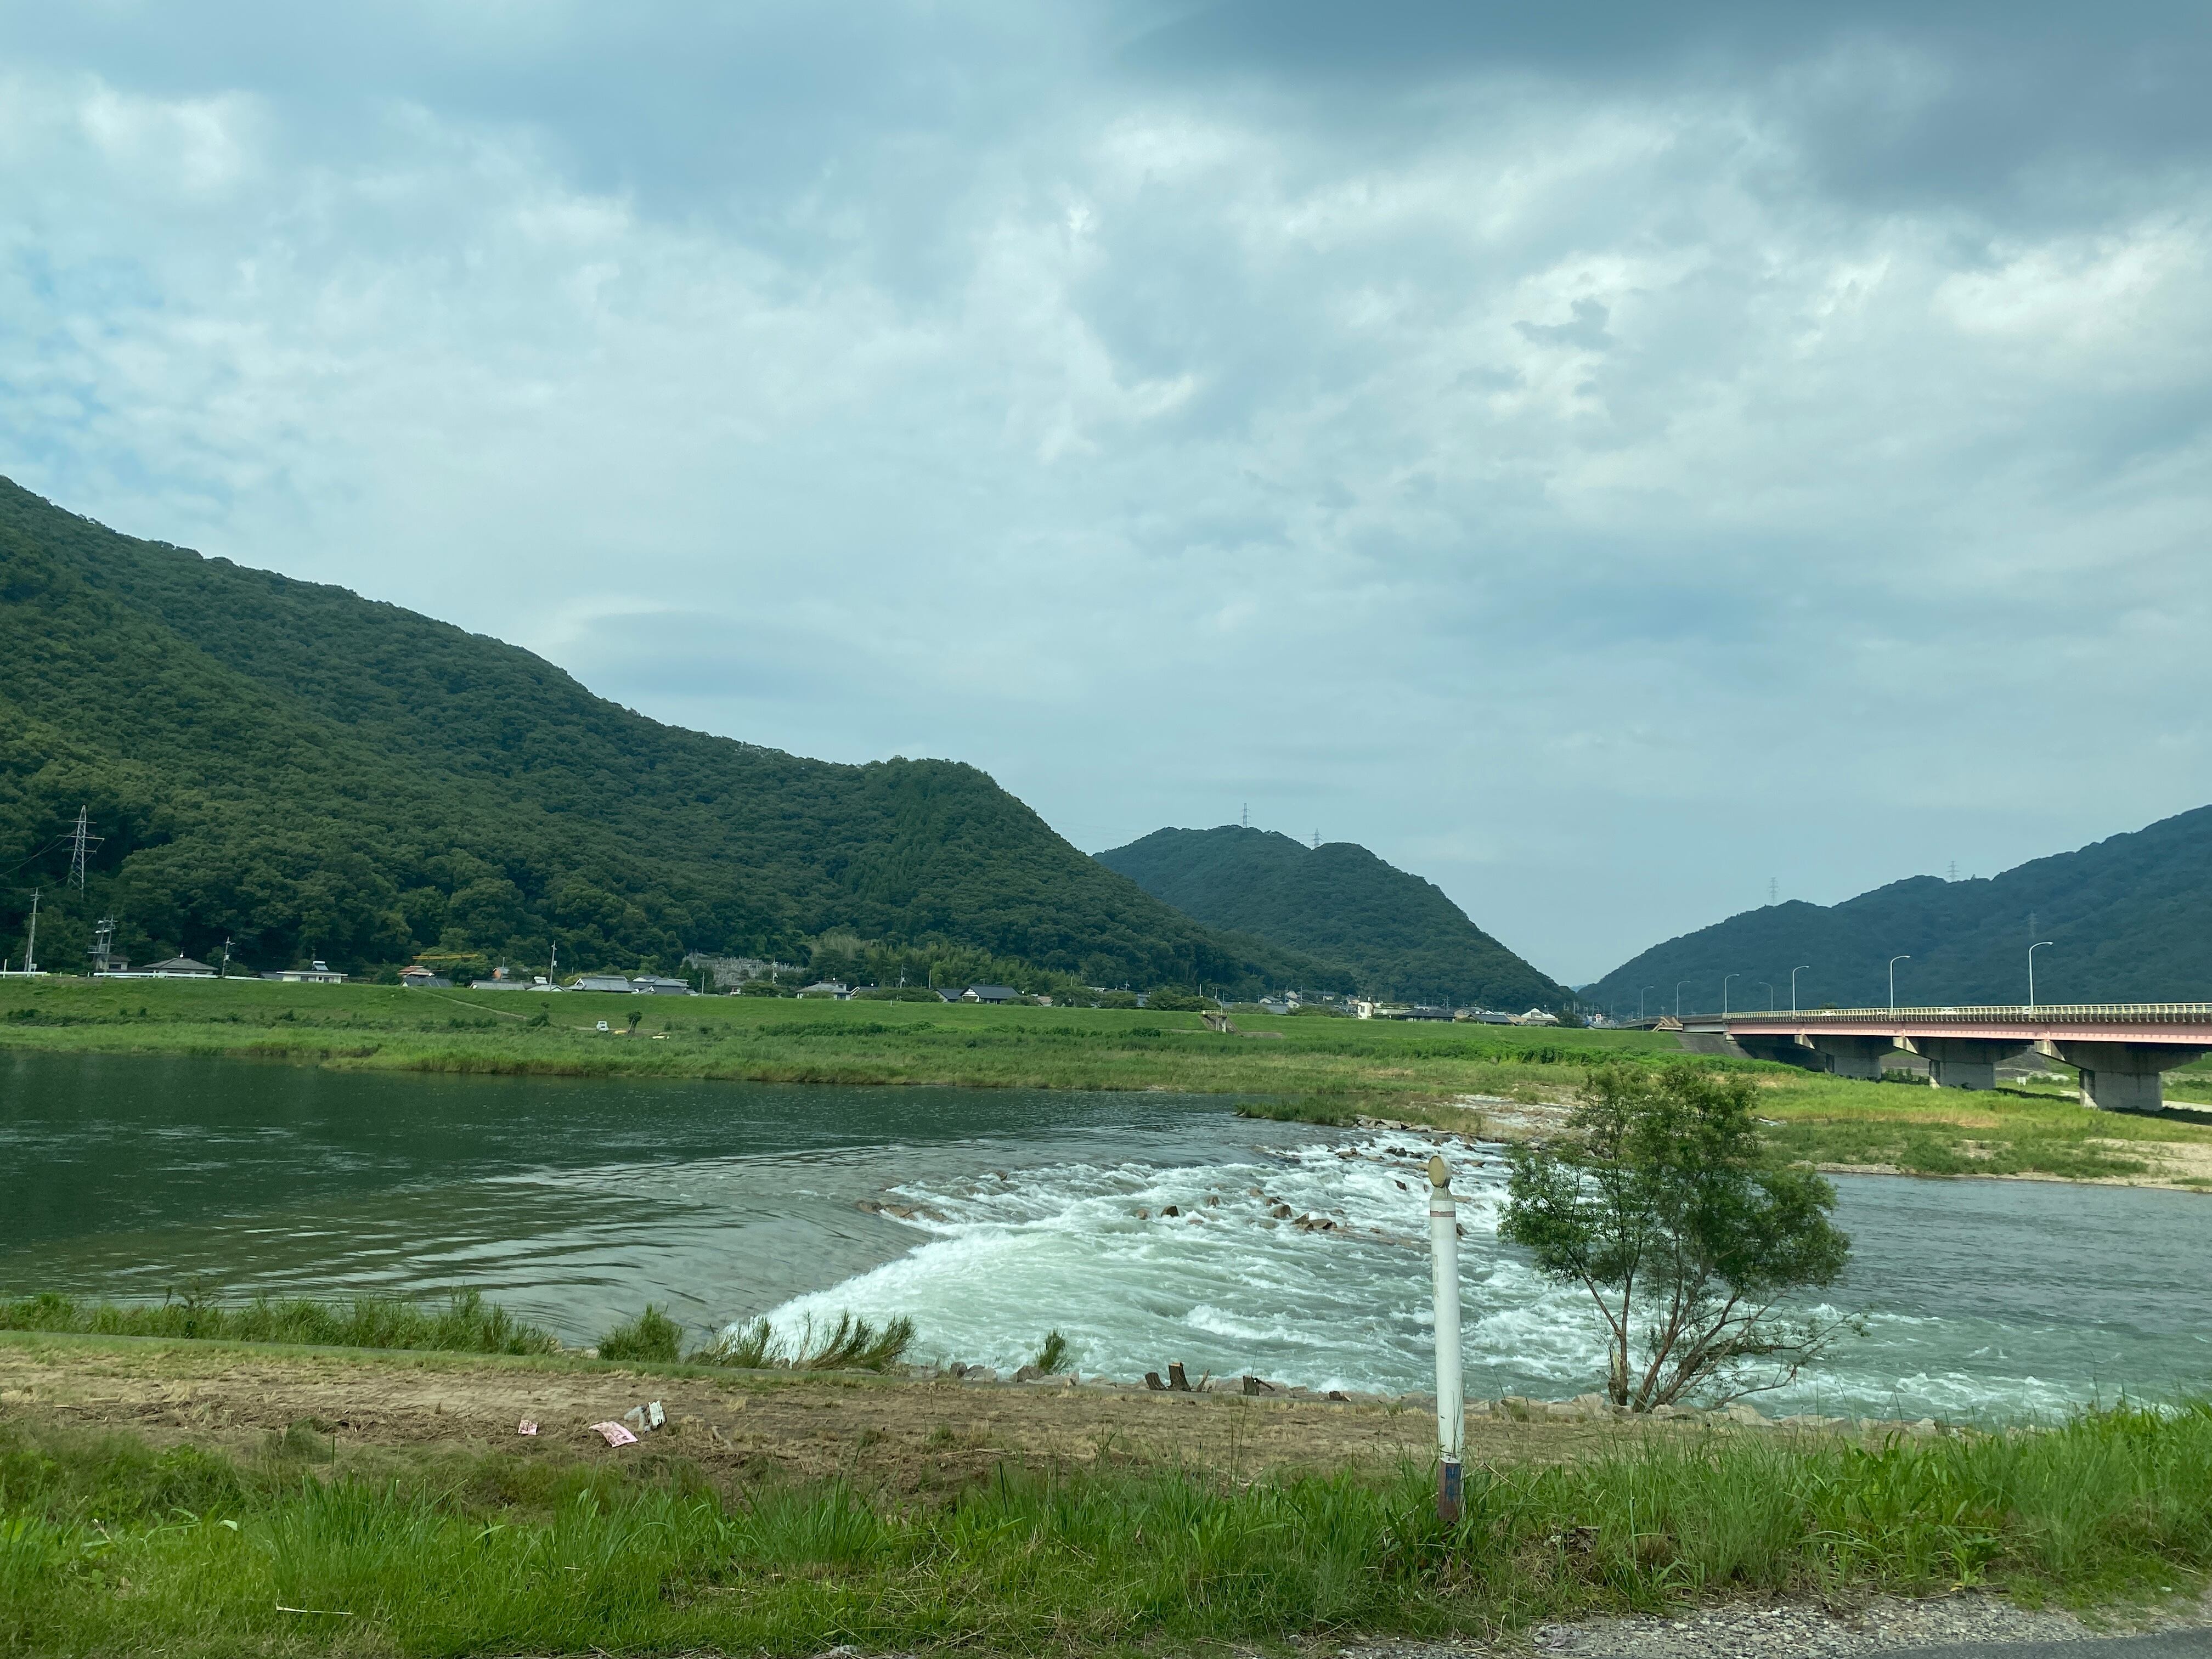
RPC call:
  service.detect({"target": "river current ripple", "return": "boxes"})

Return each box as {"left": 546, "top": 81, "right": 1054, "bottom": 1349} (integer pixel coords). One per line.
{"left": 4, "top": 1052, "right": 2209, "bottom": 1419}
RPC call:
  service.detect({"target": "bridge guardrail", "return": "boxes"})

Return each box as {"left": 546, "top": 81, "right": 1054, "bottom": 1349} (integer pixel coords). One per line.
{"left": 1718, "top": 1003, "right": 2212, "bottom": 1024}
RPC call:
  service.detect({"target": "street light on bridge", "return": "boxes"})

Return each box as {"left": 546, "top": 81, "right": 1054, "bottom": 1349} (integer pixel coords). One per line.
{"left": 1791, "top": 964, "right": 1810, "bottom": 1014}
{"left": 1640, "top": 985, "right": 1656, "bottom": 1021}
{"left": 1760, "top": 982, "right": 1775, "bottom": 1011}
{"left": 1722, "top": 973, "right": 1738, "bottom": 1015}
{"left": 1888, "top": 955, "right": 1910, "bottom": 1016}
{"left": 1676, "top": 980, "right": 1693, "bottom": 1019}
{"left": 2029, "top": 940, "right": 2054, "bottom": 1013}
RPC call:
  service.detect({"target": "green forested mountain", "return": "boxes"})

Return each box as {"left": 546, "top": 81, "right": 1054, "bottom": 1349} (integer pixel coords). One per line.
{"left": 1582, "top": 805, "right": 2212, "bottom": 1013}
{"left": 0, "top": 478, "right": 1341, "bottom": 991}
{"left": 1095, "top": 825, "right": 1571, "bottom": 1010}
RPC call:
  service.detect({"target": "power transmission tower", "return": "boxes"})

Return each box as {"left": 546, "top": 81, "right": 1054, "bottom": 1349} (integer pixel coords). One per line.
{"left": 65, "top": 806, "right": 102, "bottom": 891}
{"left": 1241, "top": 803, "right": 1249, "bottom": 828}
{"left": 1948, "top": 860, "right": 1958, "bottom": 882}
{"left": 1312, "top": 829, "right": 1320, "bottom": 849}
{"left": 1768, "top": 876, "right": 1777, "bottom": 905}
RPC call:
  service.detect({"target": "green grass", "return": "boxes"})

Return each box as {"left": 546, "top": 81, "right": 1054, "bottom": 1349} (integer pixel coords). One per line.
{"left": 1752, "top": 1074, "right": 2212, "bottom": 1181}
{"left": 0, "top": 1290, "right": 556, "bottom": 1356}
{"left": 0, "top": 975, "right": 1678, "bottom": 1101}
{"left": 5, "top": 1402, "right": 2212, "bottom": 1655}
{"left": 594, "top": 1305, "right": 683, "bottom": 1364}
{"left": 697, "top": 1312, "right": 917, "bottom": 1372}
{"left": 9, "top": 978, "right": 2212, "bottom": 1184}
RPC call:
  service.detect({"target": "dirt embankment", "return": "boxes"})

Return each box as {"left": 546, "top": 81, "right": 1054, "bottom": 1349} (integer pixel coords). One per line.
{"left": 0, "top": 1334, "right": 1661, "bottom": 1487}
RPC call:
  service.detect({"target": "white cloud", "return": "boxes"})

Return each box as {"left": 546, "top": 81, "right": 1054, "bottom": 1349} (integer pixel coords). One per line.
{"left": 3, "top": 9, "right": 2210, "bottom": 981}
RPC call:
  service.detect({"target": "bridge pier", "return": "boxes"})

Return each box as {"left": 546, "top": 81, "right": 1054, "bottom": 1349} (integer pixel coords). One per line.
{"left": 1734, "top": 1034, "right": 1826, "bottom": 1070}
{"left": 1806, "top": 1034, "right": 1896, "bottom": 1081}
{"left": 1908, "top": 1037, "right": 2031, "bottom": 1092}
{"left": 2045, "top": 1041, "right": 2209, "bottom": 1114}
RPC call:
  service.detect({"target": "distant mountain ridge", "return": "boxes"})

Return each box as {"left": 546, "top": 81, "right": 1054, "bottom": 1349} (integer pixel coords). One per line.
{"left": 0, "top": 476, "right": 1334, "bottom": 991}
{"left": 1096, "top": 825, "right": 1571, "bottom": 1010}
{"left": 1582, "top": 806, "right": 2212, "bottom": 1014}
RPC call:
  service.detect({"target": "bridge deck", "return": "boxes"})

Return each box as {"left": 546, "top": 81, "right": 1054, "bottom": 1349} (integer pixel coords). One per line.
{"left": 1708, "top": 1004, "right": 2212, "bottom": 1045}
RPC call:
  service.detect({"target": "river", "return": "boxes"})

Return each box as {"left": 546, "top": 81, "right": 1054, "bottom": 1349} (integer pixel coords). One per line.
{"left": 4, "top": 1052, "right": 2209, "bottom": 1419}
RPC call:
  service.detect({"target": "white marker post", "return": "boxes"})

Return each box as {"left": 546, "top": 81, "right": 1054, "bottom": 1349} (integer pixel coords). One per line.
{"left": 1427, "top": 1152, "right": 1464, "bottom": 1523}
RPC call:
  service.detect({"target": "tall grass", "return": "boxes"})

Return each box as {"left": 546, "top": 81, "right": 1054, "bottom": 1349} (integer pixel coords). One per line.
{"left": 693, "top": 1311, "right": 916, "bottom": 1371}
{"left": 596, "top": 1305, "right": 683, "bottom": 1363}
{"left": 0, "top": 1289, "right": 556, "bottom": 1356}
{"left": 5, "top": 1403, "right": 2212, "bottom": 1655}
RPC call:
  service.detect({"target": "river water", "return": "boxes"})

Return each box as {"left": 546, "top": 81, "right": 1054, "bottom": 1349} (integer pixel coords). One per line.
{"left": 4, "top": 1052, "right": 2209, "bottom": 1419}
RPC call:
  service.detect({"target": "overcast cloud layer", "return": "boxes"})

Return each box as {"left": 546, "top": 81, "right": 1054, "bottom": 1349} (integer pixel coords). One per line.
{"left": 4, "top": 1, "right": 2208, "bottom": 985}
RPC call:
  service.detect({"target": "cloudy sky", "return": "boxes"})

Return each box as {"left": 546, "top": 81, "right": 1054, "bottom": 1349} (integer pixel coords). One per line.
{"left": 4, "top": 1, "right": 2208, "bottom": 984}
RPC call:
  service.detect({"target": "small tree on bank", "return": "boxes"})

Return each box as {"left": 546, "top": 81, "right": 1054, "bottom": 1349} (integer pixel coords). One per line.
{"left": 1500, "top": 1064, "right": 1854, "bottom": 1411}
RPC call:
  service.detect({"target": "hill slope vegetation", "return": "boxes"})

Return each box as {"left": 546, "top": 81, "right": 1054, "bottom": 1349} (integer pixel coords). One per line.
{"left": 1096, "top": 825, "right": 1571, "bottom": 1010}
{"left": 0, "top": 478, "right": 1338, "bottom": 992}
{"left": 1583, "top": 806, "right": 2212, "bottom": 1012}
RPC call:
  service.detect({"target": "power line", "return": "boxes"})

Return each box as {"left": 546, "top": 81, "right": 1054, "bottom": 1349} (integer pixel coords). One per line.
{"left": 0, "top": 834, "right": 70, "bottom": 879}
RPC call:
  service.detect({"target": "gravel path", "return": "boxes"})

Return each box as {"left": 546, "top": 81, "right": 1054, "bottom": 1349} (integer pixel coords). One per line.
{"left": 1340, "top": 1590, "right": 2212, "bottom": 1659}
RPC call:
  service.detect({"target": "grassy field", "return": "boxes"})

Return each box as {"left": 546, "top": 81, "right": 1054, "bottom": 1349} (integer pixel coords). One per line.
{"left": 0, "top": 974, "right": 1677, "bottom": 1098}
{"left": 7, "top": 976, "right": 2212, "bottom": 1184}
{"left": 4, "top": 1383, "right": 2210, "bottom": 1657}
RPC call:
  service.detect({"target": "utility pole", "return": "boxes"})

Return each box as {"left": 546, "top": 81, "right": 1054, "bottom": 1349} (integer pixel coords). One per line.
{"left": 220, "top": 936, "right": 233, "bottom": 978}
{"left": 88, "top": 917, "right": 116, "bottom": 974}
{"left": 22, "top": 890, "right": 40, "bottom": 974}
{"left": 65, "top": 806, "right": 103, "bottom": 891}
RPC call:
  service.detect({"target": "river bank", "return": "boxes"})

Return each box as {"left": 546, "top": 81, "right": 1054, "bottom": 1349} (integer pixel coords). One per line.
{"left": 5, "top": 1333, "right": 2211, "bottom": 1658}
{"left": 9, "top": 976, "right": 2212, "bottom": 1187}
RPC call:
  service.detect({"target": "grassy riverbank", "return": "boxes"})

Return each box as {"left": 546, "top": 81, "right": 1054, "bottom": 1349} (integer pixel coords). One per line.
{"left": 4, "top": 1360, "right": 2209, "bottom": 1657}
{"left": 7, "top": 977, "right": 2212, "bottom": 1186}
{"left": 0, "top": 974, "right": 1677, "bottom": 1096}
{"left": 0, "top": 1290, "right": 557, "bottom": 1355}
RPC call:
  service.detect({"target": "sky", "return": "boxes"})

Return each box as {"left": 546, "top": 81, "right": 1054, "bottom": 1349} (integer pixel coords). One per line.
{"left": 3, "top": 1, "right": 2208, "bottom": 985}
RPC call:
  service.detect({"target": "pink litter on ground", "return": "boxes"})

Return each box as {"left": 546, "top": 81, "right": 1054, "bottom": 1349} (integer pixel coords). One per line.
{"left": 590, "top": 1421, "right": 638, "bottom": 1447}
{"left": 516, "top": 1420, "right": 538, "bottom": 1436}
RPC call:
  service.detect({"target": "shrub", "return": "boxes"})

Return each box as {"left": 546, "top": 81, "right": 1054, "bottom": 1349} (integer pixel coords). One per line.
{"left": 596, "top": 1305, "right": 684, "bottom": 1363}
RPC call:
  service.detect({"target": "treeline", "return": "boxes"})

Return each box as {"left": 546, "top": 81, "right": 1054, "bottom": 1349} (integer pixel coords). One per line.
{"left": 1584, "top": 804, "right": 2212, "bottom": 1010}
{"left": 0, "top": 479, "right": 1340, "bottom": 995}
{"left": 1097, "top": 825, "right": 1571, "bottom": 1011}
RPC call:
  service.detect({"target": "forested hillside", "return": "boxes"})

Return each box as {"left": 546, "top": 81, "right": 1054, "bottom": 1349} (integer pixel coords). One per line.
{"left": 0, "top": 478, "right": 1340, "bottom": 991}
{"left": 1583, "top": 805, "right": 2212, "bottom": 1012}
{"left": 1096, "top": 825, "right": 1571, "bottom": 1010}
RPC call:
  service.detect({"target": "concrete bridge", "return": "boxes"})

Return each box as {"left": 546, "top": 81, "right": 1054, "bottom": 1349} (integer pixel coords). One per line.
{"left": 1683, "top": 1004, "right": 2212, "bottom": 1113}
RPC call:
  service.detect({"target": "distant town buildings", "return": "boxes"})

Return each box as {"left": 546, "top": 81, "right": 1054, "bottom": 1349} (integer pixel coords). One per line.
{"left": 259, "top": 961, "right": 346, "bottom": 984}
{"left": 93, "top": 956, "right": 216, "bottom": 979}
